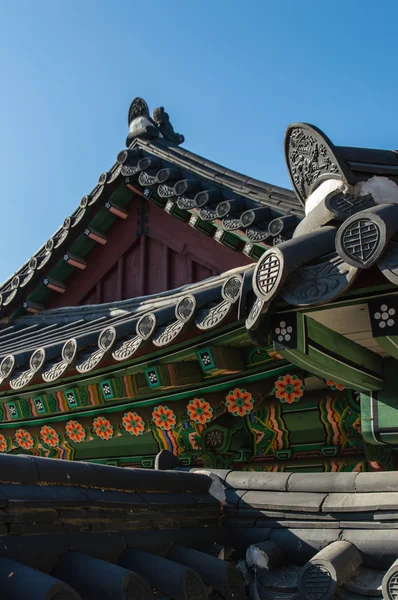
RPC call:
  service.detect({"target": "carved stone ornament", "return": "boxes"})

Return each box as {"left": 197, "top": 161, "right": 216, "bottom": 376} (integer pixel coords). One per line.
{"left": 76, "top": 349, "right": 107, "bottom": 374}
{"left": 222, "top": 276, "right": 242, "bottom": 304}
{"left": 139, "top": 172, "right": 157, "bottom": 187}
{"left": 199, "top": 208, "right": 218, "bottom": 221}
{"left": 112, "top": 336, "right": 143, "bottom": 362}
{"left": 152, "top": 106, "right": 185, "bottom": 145}
{"left": 137, "top": 314, "right": 156, "bottom": 340}
{"left": 325, "top": 191, "right": 375, "bottom": 219}
{"left": 177, "top": 196, "right": 197, "bottom": 210}
{"left": 175, "top": 295, "right": 196, "bottom": 322}
{"left": 42, "top": 360, "right": 70, "bottom": 383}
{"left": 195, "top": 300, "right": 233, "bottom": 330}
{"left": 152, "top": 320, "right": 185, "bottom": 347}
{"left": 158, "top": 184, "right": 176, "bottom": 198}
{"left": 222, "top": 217, "right": 242, "bottom": 231}
{"left": 246, "top": 227, "right": 271, "bottom": 243}
{"left": 10, "top": 348, "right": 46, "bottom": 390}
{"left": 285, "top": 123, "right": 347, "bottom": 204}
{"left": 245, "top": 296, "right": 267, "bottom": 331}
{"left": 281, "top": 252, "right": 358, "bottom": 307}
{"left": 128, "top": 97, "right": 150, "bottom": 125}
{"left": 335, "top": 204, "right": 398, "bottom": 269}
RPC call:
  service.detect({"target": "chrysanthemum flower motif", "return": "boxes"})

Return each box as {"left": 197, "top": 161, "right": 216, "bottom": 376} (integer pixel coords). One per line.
{"left": 225, "top": 388, "right": 254, "bottom": 417}
{"left": 65, "top": 420, "right": 86, "bottom": 443}
{"left": 0, "top": 434, "right": 7, "bottom": 453}
{"left": 122, "top": 412, "right": 145, "bottom": 436}
{"left": 152, "top": 406, "right": 176, "bottom": 431}
{"left": 325, "top": 379, "right": 345, "bottom": 391}
{"left": 93, "top": 416, "right": 114, "bottom": 441}
{"left": 15, "top": 428, "right": 34, "bottom": 450}
{"left": 40, "top": 425, "right": 59, "bottom": 448}
{"left": 274, "top": 374, "right": 304, "bottom": 404}
{"left": 187, "top": 398, "right": 213, "bottom": 424}
{"left": 373, "top": 304, "right": 395, "bottom": 329}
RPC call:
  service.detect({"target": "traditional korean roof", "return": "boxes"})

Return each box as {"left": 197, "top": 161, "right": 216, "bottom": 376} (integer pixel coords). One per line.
{"left": 0, "top": 97, "right": 301, "bottom": 319}
{"left": 2, "top": 117, "right": 398, "bottom": 395}
{"left": 2, "top": 450, "right": 395, "bottom": 599}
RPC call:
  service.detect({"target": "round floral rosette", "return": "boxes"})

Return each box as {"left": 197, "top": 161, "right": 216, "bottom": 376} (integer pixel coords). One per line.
{"left": 274, "top": 374, "right": 304, "bottom": 404}
{"left": 122, "top": 412, "right": 145, "bottom": 436}
{"left": 187, "top": 398, "right": 213, "bottom": 424}
{"left": 93, "top": 416, "right": 114, "bottom": 440}
{"left": 65, "top": 420, "right": 86, "bottom": 444}
{"left": 225, "top": 388, "right": 254, "bottom": 417}
{"left": 15, "top": 428, "right": 34, "bottom": 450}
{"left": 152, "top": 406, "right": 176, "bottom": 431}
{"left": 40, "top": 425, "right": 60, "bottom": 448}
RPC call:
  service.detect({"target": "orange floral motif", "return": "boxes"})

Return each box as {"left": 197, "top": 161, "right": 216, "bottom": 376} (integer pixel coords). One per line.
{"left": 93, "top": 416, "right": 114, "bottom": 441}
{"left": 122, "top": 412, "right": 145, "bottom": 436}
{"left": 326, "top": 380, "right": 345, "bottom": 391}
{"left": 152, "top": 405, "right": 176, "bottom": 431}
{"left": 274, "top": 374, "right": 304, "bottom": 404}
{"left": 40, "top": 425, "right": 59, "bottom": 448}
{"left": 187, "top": 398, "right": 213, "bottom": 424}
{"left": 0, "top": 434, "right": 7, "bottom": 453}
{"left": 65, "top": 420, "right": 86, "bottom": 444}
{"left": 15, "top": 428, "right": 34, "bottom": 450}
{"left": 225, "top": 388, "right": 254, "bottom": 417}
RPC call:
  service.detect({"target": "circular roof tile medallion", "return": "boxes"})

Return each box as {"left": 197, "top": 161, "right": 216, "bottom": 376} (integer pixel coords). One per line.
{"left": 98, "top": 172, "right": 108, "bottom": 185}
{"left": 136, "top": 313, "right": 156, "bottom": 340}
{"left": 63, "top": 217, "right": 72, "bottom": 230}
{"left": 336, "top": 216, "right": 382, "bottom": 269}
{"left": 98, "top": 327, "right": 117, "bottom": 351}
{"left": 62, "top": 338, "right": 78, "bottom": 364}
{"left": 253, "top": 249, "right": 283, "bottom": 301}
{"left": 30, "top": 348, "right": 46, "bottom": 372}
{"left": 0, "top": 355, "right": 15, "bottom": 379}
{"left": 117, "top": 150, "right": 129, "bottom": 165}
{"left": 175, "top": 295, "right": 196, "bottom": 322}
{"left": 80, "top": 195, "right": 89, "bottom": 208}
{"left": 28, "top": 257, "right": 38, "bottom": 272}
{"left": 387, "top": 573, "right": 398, "bottom": 600}
{"left": 45, "top": 238, "right": 54, "bottom": 252}
{"left": 222, "top": 275, "right": 243, "bottom": 303}
{"left": 301, "top": 564, "right": 334, "bottom": 600}
{"left": 11, "top": 276, "right": 20, "bottom": 290}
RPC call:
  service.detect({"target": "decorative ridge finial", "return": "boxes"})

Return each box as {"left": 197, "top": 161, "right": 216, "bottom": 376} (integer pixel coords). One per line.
{"left": 126, "top": 97, "right": 184, "bottom": 147}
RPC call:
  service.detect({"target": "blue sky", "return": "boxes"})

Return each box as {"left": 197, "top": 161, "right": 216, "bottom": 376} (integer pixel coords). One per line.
{"left": 0, "top": 0, "right": 397, "bottom": 283}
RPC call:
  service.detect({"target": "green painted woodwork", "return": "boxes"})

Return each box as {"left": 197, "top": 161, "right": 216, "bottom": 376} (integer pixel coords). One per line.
{"left": 100, "top": 380, "right": 115, "bottom": 400}
{"left": 0, "top": 368, "right": 373, "bottom": 472}
{"left": 280, "top": 313, "right": 384, "bottom": 392}
{"left": 65, "top": 389, "right": 79, "bottom": 409}
{"left": 33, "top": 396, "right": 47, "bottom": 414}
{"left": 6, "top": 401, "right": 20, "bottom": 419}
{"left": 361, "top": 358, "right": 398, "bottom": 446}
{"left": 196, "top": 347, "right": 215, "bottom": 372}
{"left": 144, "top": 367, "right": 161, "bottom": 389}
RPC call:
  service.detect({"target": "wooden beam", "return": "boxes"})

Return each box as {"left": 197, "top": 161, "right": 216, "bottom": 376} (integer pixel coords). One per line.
{"left": 43, "top": 277, "right": 66, "bottom": 294}
{"left": 105, "top": 200, "right": 128, "bottom": 219}
{"left": 63, "top": 253, "right": 86, "bottom": 270}
{"left": 270, "top": 312, "right": 384, "bottom": 392}
{"left": 84, "top": 228, "right": 107, "bottom": 245}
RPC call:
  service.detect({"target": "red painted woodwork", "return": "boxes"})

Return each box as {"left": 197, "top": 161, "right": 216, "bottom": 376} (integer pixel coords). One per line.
{"left": 48, "top": 197, "right": 251, "bottom": 309}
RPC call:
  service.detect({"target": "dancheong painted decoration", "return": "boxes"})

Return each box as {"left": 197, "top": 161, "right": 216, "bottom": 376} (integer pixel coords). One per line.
{"left": 1, "top": 98, "right": 398, "bottom": 598}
